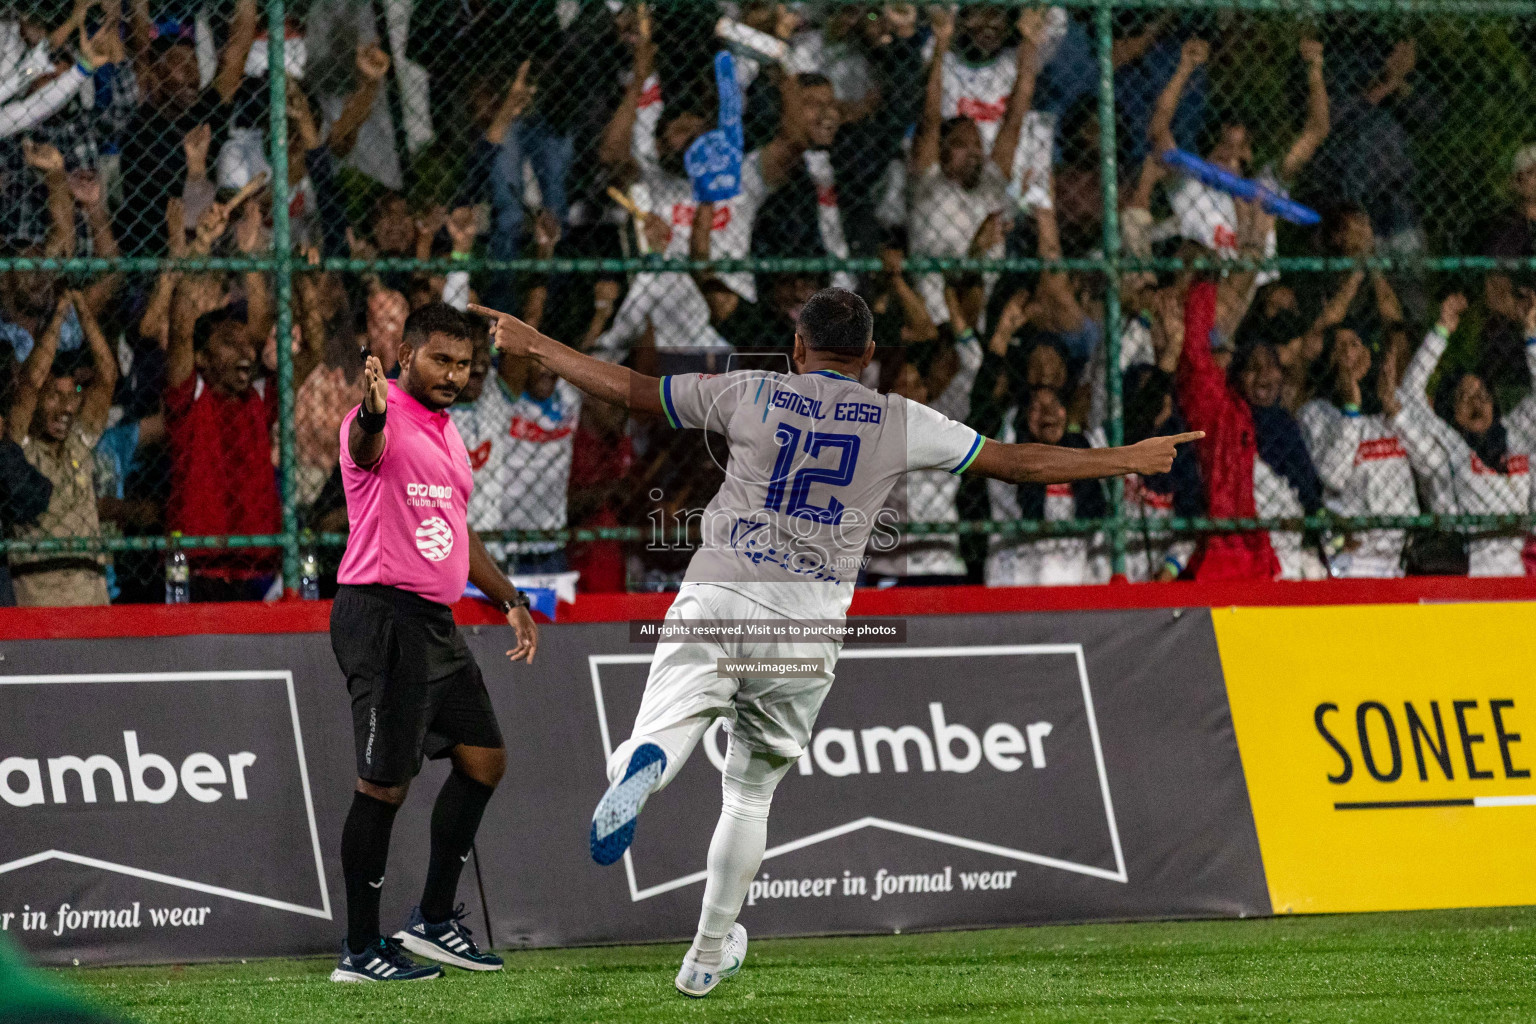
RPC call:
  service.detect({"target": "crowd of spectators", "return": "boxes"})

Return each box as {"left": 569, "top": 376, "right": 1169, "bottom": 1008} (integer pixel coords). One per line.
{"left": 1, "top": 0, "right": 1535, "bottom": 605}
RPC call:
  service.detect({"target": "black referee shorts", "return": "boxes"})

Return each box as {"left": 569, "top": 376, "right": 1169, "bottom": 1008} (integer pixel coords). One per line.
{"left": 330, "top": 584, "right": 504, "bottom": 786}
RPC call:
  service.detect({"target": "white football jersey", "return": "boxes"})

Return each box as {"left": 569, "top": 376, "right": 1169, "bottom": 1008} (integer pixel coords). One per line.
{"left": 925, "top": 47, "right": 1055, "bottom": 210}
{"left": 661, "top": 368, "right": 982, "bottom": 619}
{"left": 595, "top": 168, "right": 732, "bottom": 357}
{"left": 714, "top": 150, "right": 855, "bottom": 304}
{"left": 449, "top": 378, "right": 581, "bottom": 556}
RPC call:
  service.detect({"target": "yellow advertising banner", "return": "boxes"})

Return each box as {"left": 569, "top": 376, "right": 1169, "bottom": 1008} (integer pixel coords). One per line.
{"left": 1214, "top": 602, "right": 1536, "bottom": 914}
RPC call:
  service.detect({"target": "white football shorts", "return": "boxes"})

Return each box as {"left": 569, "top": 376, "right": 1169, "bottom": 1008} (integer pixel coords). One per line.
{"left": 627, "top": 582, "right": 843, "bottom": 760}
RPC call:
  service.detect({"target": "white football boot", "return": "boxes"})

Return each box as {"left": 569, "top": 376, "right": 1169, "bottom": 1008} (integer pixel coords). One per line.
{"left": 675, "top": 924, "right": 748, "bottom": 998}
{"left": 591, "top": 743, "right": 666, "bottom": 865}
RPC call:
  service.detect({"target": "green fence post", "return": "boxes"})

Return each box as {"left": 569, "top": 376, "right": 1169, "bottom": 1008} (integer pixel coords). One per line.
{"left": 1095, "top": 0, "right": 1126, "bottom": 579}
{"left": 267, "top": 0, "right": 297, "bottom": 594}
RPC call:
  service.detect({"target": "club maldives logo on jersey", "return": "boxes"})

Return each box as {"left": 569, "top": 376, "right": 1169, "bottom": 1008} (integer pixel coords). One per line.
{"left": 405, "top": 482, "right": 455, "bottom": 509}
{"left": 415, "top": 517, "right": 454, "bottom": 562}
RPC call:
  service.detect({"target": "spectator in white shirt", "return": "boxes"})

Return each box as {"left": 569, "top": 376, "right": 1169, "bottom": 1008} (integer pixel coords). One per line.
{"left": 1148, "top": 37, "right": 1328, "bottom": 268}
{"left": 786, "top": 5, "right": 878, "bottom": 125}
{"left": 1395, "top": 294, "right": 1536, "bottom": 577}
{"left": 908, "top": 6, "right": 1045, "bottom": 326}
{"left": 735, "top": 71, "right": 854, "bottom": 291}
{"left": 450, "top": 326, "right": 579, "bottom": 576}
{"left": 796, "top": 4, "right": 926, "bottom": 256}
{"left": 1113, "top": 300, "right": 1204, "bottom": 582}
{"left": 1297, "top": 325, "right": 1417, "bottom": 577}
{"left": 685, "top": 70, "right": 854, "bottom": 345}
{"left": 592, "top": 17, "right": 731, "bottom": 359}
{"left": 981, "top": 385, "right": 1107, "bottom": 587}
{"left": 966, "top": 202, "right": 1091, "bottom": 419}
{"left": 0, "top": 4, "right": 115, "bottom": 141}
{"left": 926, "top": 4, "right": 1055, "bottom": 213}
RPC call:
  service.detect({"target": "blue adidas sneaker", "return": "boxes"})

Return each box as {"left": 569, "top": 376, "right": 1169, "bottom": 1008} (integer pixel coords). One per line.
{"left": 590, "top": 743, "right": 667, "bottom": 865}
{"left": 330, "top": 937, "right": 443, "bottom": 982}
{"left": 393, "top": 904, "right": 503, "bottom": 971}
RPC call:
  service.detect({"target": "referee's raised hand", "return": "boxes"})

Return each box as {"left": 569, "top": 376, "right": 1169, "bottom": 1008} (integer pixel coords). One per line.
{"left": 363, "top": 354, "right": 388, "bottom": 412}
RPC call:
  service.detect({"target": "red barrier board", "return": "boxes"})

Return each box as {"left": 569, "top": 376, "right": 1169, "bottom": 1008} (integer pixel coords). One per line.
{"left": 2, "top": 576, "right": 1535, "bottom": 640}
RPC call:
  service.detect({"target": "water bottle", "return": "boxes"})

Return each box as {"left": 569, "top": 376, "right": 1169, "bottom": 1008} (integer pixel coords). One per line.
{"left": 165, "top": 533, "right": 190, "bottom": 604}
{"left": 298, "top": 548, "right": 320, "bottom": 601}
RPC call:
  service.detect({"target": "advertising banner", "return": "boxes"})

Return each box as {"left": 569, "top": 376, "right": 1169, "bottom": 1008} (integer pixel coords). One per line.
{"left": 0, "top": 607, "right": 1269, "bottom": 965}
{"left": 469, "top": 609, "right": 1270, "bottom": 949}
{"left": 0, "top": 636, "right": 360, "bottom": 965}
{"left": 1215, "top": 603, "right": 1536, "bottom": 914}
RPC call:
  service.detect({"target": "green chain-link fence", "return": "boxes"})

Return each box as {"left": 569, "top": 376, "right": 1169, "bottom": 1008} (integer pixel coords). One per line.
{"left": 2, "top": 0, "right": 1535, "bottom": 604}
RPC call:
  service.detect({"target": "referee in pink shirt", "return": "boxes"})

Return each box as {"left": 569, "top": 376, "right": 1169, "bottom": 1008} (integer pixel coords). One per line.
{"left": 328, "top": 303, "right": 538, "bottom": 983}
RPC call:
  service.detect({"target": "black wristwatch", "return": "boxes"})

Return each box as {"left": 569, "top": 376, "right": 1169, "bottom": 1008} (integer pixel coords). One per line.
{"left": 500, "top": 591, "right": 530, "bottom": 614}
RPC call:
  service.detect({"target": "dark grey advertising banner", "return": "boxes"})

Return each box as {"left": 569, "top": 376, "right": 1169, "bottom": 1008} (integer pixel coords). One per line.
{"left": 0, "top": 608, "right": 1269, "bottom": 965}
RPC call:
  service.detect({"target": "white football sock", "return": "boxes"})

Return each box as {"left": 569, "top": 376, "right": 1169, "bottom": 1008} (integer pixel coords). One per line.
{"left": 690, "top": 737, "right": 792, "bottom": 964}
{"left": 690, "top": 805, "right": 762, "bottom": 966}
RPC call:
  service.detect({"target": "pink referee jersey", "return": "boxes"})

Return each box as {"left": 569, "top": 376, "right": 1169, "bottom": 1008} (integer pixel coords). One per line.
{"left": 337, "top": 381, "right": 474, "bottom": 606}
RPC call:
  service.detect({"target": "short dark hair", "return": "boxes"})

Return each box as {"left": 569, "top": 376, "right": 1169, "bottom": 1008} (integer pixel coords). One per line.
{"left": 797, "top": 288, "right": 873, "bottom": 354}
{"left": 1257, "top": 307, "right": 1309, "bottom": 350}
{"left": 939, "top": 116, "right": 976, "bottom": 149}
{"left": 48, "top": 348, "right": 87, "bottom": 382}
{"left": 192, "top": 305, "right": 247, "bottom": 353}
{"left": 27, "top": 0, "right": 80, "bottom": 30}
{"left": 373, "top": 190, "right": 409, "bottom": 221}
{"left": 664, "top": 83, "right": 714, "bottom": 124}
{"left": 147, "top": 35, "right": 196, "bottom": 60}
{"left": 402, "top": 302, "right": 474, "bottom": 351}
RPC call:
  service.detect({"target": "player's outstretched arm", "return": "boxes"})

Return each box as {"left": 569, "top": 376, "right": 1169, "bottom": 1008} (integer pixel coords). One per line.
{"left": 966, "top": 432, "right": 1204, "bottom": 484}
{"left": 468, "top": 304, "right": 666, "bottom": 417}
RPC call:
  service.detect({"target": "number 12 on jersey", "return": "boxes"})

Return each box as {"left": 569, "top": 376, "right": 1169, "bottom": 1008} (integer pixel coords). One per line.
{"left": 763, "top": 422, "right": 861, "bottom": 525}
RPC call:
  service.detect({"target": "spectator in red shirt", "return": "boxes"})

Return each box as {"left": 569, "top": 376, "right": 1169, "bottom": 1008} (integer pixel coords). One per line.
{"left": 1173, "top": 277, "right": 1281, "bottom": 581}
{"left": 1173, "top": 256, "right": 1328, "bottom": 581}
{"left": 164, "top": 199, "right": 321, "bottom": 600}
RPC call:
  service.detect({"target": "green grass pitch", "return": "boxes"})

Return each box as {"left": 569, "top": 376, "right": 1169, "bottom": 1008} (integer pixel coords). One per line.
{"left": 60, "top": 906, "right": 1536, "bottom": 1023}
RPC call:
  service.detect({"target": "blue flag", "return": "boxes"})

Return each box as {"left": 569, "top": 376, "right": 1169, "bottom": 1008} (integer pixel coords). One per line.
{"left": 685, "top": 52, "right": 744, "bottom": 203}
{"left": 1161, "top": 149, "right": 1320, "bottom": 226}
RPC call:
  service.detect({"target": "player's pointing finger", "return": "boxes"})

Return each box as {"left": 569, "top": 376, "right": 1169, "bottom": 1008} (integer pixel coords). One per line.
{"left": 466, "top": 303, "right": 507, "bottom": 321}
{"left": 1170, "top": 431, "right": 1206, "bottom": 445}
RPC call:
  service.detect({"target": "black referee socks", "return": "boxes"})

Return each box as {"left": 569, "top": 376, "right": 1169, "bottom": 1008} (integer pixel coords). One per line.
{"left": 421, "top": 770, "right": 496, "bottom": 924}
{"left": 341, "top": 790, "right": 402, "bottom": 954}
{"left": 341, "top": 773, "right": 495, "bottom": 950}
{"left": 420, "top": 767, "right": 491, "bottom": 927}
